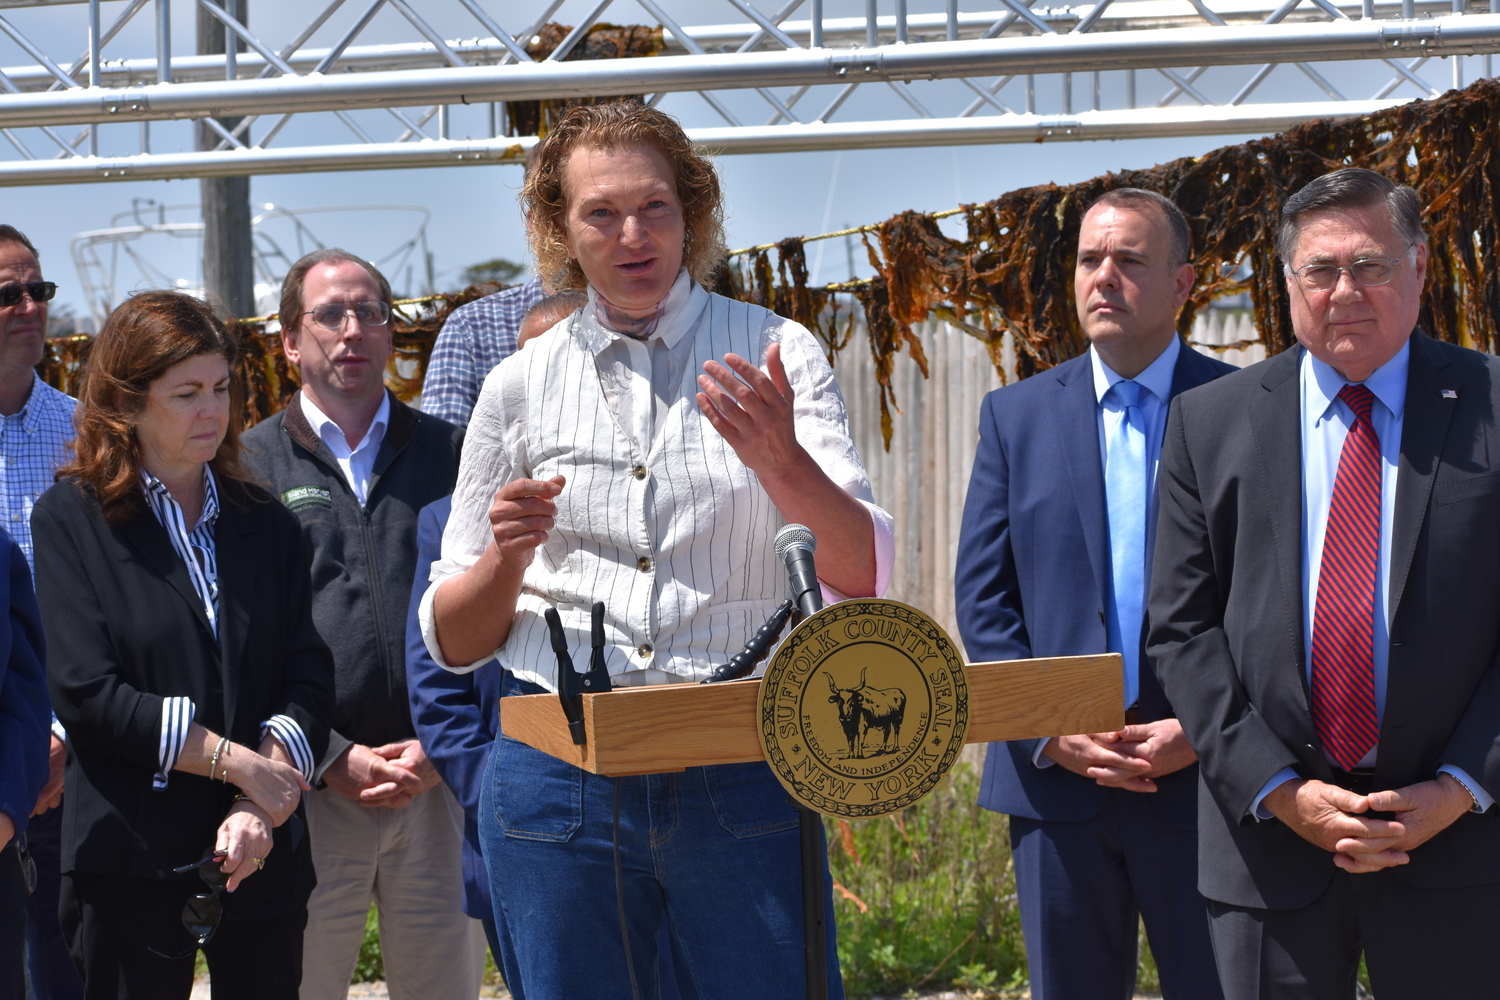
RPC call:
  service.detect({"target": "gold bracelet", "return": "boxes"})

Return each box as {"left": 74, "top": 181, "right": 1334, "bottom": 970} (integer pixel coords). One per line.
{"left": 209, "top": 737, "right": 229, "bottom": 781}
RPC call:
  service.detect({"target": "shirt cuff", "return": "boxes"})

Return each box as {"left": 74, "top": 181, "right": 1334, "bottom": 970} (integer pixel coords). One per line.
{"left": 419, "top": 578, "right": 494, "bottom": 675}
{"left": 817, "top": 500, "right": 895, "bottom": 605}
{"left": 50, "top": 714, "right": 66, "bottom": 743}
{"left": 1438, "top": 764, "right": 1494, "bottom": 813}
{"left": 1249, "top": 767, "right": 1300, "bottom": 821}
{"left": 1031, "top": 739, "right": 1058, "bottom": 769}
{"left": 261, "top": 715, "right": 315, "bottom": 783}
{"left": 155, "top": 697, "right": 196, "bottom": 791}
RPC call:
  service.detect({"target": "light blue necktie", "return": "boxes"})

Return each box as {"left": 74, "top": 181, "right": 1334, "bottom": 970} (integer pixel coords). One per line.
{"left": 1104, "top": 380, "right": 1147, "bottom": 710}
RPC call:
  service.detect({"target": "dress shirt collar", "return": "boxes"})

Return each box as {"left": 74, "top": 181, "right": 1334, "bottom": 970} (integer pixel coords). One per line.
{"left": 10, "top": 372, "right": 51, "bottom": 435}
{"left": 580, "top": 269, "right": 708, "bottom": 356}
{"left": 300, "top": 389, "right": 390, "bottom": 460}
{"left": 1089, "top": 333, "right": 1181, "bottom": 406}
{"left": 140, "top": 463, "right": 220, "bottom": 533}
{"left": 1303, "top": 336, "right": 1410, "bottom": 424}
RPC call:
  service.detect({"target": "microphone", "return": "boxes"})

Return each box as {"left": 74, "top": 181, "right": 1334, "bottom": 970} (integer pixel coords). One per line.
{"left": 775, "top": 524, "right": 824, "bottom": 620}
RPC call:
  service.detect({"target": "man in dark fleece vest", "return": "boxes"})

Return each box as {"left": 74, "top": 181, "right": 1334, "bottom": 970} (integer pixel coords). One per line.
{"left": 242, "top": 249, "right": 475, "bottom": 1000}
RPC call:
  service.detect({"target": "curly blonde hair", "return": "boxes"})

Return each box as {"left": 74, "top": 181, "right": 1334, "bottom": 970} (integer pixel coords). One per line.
{"left": 521, "top": 101, "right": 728, "bottom": 291}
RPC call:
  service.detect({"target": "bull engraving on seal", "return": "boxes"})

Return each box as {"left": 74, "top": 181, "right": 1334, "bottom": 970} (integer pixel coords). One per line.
{"left": 825, "top": 668, "right": 907, "bottom": 759}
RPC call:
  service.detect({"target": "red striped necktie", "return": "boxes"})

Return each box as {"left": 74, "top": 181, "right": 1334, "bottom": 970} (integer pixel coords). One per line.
{"left": 1310, "top": 383, "right": 1382, "bottom": 771}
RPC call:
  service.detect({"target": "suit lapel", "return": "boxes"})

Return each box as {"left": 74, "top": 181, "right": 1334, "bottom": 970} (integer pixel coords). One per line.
{"left": 1388, "top": 333, "right": 1454, "bottom": 624}
{"left": 1053, "top": 358, "right": 1110, "bottom": 607}
{"left": 117, "top": 514, "right": 213, "bottom": 638}
{"left": 1248, "top": 347, "right": 1310, "bottom": 696}
{"left": 215, "top": 502, "right": 256, "bottom": 738}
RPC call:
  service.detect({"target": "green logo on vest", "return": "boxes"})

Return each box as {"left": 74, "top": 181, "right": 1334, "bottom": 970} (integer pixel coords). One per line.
{"left": 281, "top": 486, "right": 333, "bottom": 512}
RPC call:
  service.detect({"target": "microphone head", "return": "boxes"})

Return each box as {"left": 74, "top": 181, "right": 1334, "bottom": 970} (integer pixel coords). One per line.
{"left": 774, "top": 523, "right": 816, "bottom": 560}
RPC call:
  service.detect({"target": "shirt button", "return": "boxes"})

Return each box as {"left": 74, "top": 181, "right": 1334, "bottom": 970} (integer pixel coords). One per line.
{"left": 636, "top": 556, "right": 651, "bottom": 573}
{"left": 638, "top": 643, "right": 653, "bottom": 658}
{"left": 633, "top": 465, "right": 648, "bottom": 480}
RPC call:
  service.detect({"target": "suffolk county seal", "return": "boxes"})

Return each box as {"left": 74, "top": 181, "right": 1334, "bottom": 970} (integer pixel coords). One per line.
{"left": 758, "top": 599, "right": 968, "bottom": 817}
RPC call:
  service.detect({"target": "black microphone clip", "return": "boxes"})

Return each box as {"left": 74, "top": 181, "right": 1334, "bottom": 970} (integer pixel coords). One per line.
{"left": 582, "top": 601, "right": 613, "bottom": 694}
{"left": 545, "top": 607, "right": 589, "bottom": 746}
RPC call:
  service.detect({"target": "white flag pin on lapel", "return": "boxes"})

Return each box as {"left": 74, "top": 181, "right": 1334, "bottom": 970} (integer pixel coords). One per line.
{"left": 1442, "top": 389, "right": 1458, "bottom": 399}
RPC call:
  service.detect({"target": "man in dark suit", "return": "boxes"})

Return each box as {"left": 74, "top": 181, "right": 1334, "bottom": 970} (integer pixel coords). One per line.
{"left": 1149, "top": 167, "right": 1500, "bottom": 998}
{"left": 956, "top": 188, "right": 1234, "bottom": 999}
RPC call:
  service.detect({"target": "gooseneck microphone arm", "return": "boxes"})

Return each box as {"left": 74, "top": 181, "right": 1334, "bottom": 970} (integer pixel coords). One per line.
{"left": 775, "top": 524, "right": 824, "bottom": 620}
{"left": 700, "top": 599, "right": 801, "bottom": 684}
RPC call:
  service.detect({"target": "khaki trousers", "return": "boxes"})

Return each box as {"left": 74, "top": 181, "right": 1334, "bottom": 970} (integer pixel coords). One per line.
{"left": 300, "top": 782, "right": 484, "bottom": 1000}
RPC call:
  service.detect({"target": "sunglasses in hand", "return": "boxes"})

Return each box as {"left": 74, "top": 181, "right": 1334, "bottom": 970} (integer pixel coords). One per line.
{"left": 0, "top": 282, "right": 56, "bottom": 308}
{"left": 148, "top": 851, "right": 230, "bottom": 961}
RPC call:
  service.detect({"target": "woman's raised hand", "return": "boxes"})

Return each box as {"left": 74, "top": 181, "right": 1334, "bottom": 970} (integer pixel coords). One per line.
{"left": 696, "top": 343, "right": 805, "bottom": 480}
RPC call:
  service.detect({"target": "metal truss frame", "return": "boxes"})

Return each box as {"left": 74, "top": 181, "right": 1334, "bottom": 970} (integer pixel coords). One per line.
{"left": 0, "top": 0, "right": 1491, "bottom": 186}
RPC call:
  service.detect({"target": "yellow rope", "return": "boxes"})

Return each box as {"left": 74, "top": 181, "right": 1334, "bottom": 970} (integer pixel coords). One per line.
{"left": 727, "top": 206, "right": 966, "bottom": 257}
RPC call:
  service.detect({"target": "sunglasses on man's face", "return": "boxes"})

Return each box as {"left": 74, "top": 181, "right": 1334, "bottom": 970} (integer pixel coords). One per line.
{"left": 149, "top": 852, "right": 229, "bottom": 961}
{"left": 0, "top": 282, "right": 55, "bottom": 309}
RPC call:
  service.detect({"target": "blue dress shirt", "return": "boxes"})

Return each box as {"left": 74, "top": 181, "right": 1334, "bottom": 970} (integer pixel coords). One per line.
{"left": 1251, "top": 341, "right": 1492, "bottom": 816}
{"left": 1093, "top": 335, "right": 1181, "bottom": 710}
{"left": 1034, "top": 336, "right": 1181, "bottom": 769}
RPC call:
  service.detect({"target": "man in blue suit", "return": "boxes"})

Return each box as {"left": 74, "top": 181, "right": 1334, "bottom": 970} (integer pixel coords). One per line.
{"left": 405, "top": 496, "right": 508, "bottom": 966}
{"left": 0, "top": 525, "right": 54, "bottom": 998}
{"left": 955, "top": 189, "right": 1234, "bottom": 999}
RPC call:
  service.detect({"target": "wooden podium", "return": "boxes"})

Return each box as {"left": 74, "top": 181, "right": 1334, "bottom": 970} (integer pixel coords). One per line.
{"left": 500, "top": 652, "right": 1124, "bottom": 777}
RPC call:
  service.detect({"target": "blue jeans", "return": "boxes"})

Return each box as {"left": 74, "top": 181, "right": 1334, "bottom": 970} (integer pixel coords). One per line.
{"left": 480, "top": 733, "right": 844, "bottom": 1000}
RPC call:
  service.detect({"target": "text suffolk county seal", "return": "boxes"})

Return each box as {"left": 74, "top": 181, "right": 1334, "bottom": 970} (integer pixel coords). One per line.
{"left": 758, "top": 599, "right": 968, "bottom": 817}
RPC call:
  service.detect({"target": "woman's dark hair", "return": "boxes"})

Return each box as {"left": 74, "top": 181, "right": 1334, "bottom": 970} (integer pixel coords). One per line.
{"left": 59, "top": 290, "right": 251, "bottom": 524}
{"left": 521, "top": 100, "right": 728, "bottom": 291}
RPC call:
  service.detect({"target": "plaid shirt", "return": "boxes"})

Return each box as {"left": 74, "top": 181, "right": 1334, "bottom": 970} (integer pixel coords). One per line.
{"left": 2, "top": 373, "right": 76, "bottom": 572}
{"left": 420, "top": 278, "right": 545, "bottom": 426}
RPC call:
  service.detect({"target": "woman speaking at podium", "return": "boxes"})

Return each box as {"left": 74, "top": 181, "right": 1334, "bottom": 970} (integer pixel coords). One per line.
{"left": 419, "top": 101, "right": 892, "bottom": 999}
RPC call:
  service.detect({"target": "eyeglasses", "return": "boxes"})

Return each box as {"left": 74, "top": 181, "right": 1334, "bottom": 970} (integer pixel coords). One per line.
{"left": 149, "top": 852, "right": 229, "bottom": 960}
{"left": 1285, "top": 243, "right": 1415, "bottom": 291}
{"left": 0, "top": 281, "right": 56, "bottom": 308}
{"left": 303, "top": 300, "right": 391, "bottom": 331}
{"left": 13, "top": 833, "right": 35, "bottom": 895}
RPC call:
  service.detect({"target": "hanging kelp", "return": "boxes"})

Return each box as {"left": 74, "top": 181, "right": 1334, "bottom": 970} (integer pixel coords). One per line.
{"left": 719, "top": 76, "right": 1500, "bottom": 441}
{"left": 40, "top": 78, "right": 1500, "bottom": 438}
{"left": 505, "top": 23, "right": 666, "bottom": 139}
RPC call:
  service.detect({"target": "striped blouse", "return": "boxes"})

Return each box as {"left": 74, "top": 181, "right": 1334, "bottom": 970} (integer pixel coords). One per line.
{"left": 142, "top": 468, "right": 314, "bottom": 788}
{"left": 419, "top": 269, "right": 894, "bottom": 691}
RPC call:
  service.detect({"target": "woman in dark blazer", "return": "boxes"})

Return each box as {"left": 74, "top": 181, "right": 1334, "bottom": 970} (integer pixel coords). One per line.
{"left": 33, "top": 291, "right": 334, "bottom": 1000}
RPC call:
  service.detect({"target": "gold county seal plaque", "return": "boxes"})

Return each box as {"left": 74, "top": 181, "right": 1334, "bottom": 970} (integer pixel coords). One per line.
{"left": 758, "top": 599, "right": 968, "bottom": 817}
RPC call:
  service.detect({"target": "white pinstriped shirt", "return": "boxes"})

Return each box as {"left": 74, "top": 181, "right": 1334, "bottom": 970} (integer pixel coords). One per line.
{"left": 420, "top": 270, "right": 894, "bottom": 690}
{"left": 141, "top": 467, "right": 314, "bottom": 788}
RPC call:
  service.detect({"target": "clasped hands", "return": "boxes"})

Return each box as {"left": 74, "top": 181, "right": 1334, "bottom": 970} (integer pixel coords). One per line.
{"left": 1263, "top": 773, "right": 1473, "bottom": 873}
{"left": 1042, "top": 719, "right": 1198, "bottom": 792}
{"left": 323, "top": 739, "right": 440, "bottom": 809}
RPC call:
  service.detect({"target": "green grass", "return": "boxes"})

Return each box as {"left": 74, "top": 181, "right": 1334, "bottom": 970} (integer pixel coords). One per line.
{"left": 826, "top": 761, "right": 1029, "bottom": 998}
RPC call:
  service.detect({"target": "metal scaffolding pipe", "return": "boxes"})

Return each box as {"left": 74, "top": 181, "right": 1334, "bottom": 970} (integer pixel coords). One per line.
{"left": 0, "top": 1, "right": 1477, "bottom": 91}
{"left": 0, "top": 16, "right": 1489, "bottom": 129}
{"left": 0, "top": 100, "right": 1407, "bottom": 185}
